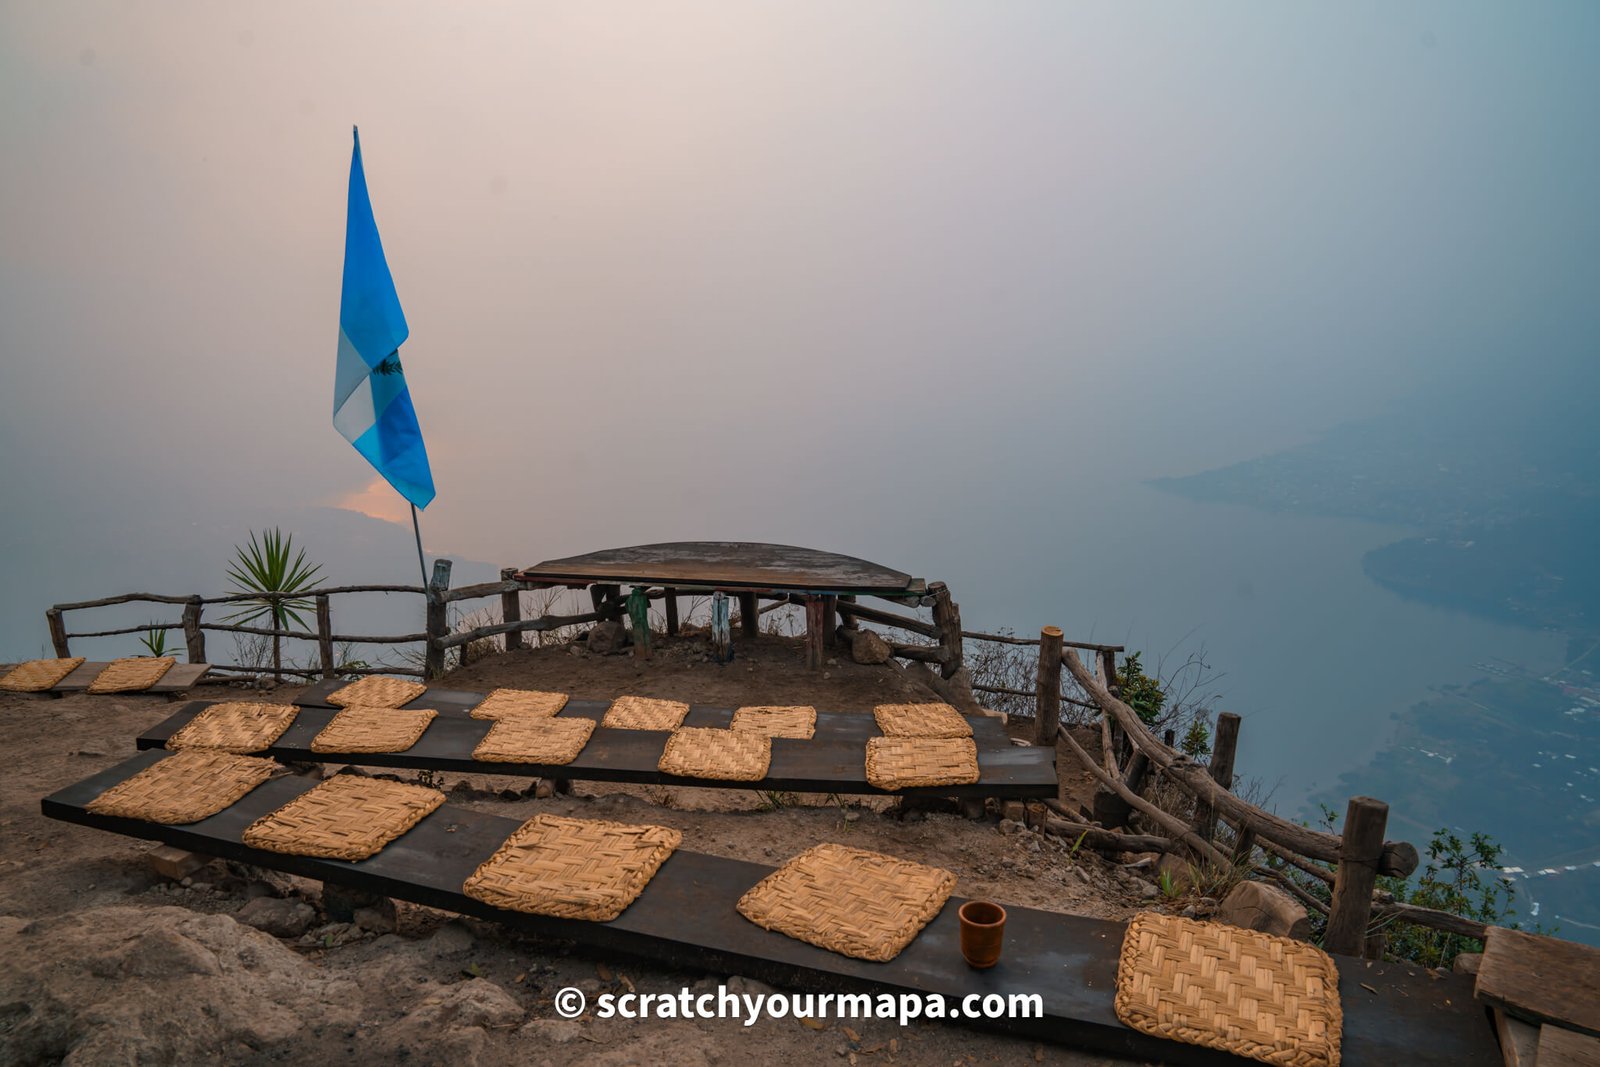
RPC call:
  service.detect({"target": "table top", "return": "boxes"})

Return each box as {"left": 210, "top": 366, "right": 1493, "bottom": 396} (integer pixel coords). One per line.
{"left": 515, "top": 542, "right": 926, "bottom": 597}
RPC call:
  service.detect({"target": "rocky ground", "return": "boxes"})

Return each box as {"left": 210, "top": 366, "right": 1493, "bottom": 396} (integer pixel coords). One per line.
{"left": 0, "top": 633, "right": 1168, "bottom": 1066}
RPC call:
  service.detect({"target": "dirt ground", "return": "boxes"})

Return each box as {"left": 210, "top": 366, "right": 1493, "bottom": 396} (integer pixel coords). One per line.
{"left": 0, "top": 634, "right": 1161, "bottom": 1066}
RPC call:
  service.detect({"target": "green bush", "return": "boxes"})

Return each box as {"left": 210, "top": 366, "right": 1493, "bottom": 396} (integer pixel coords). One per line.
{"left": 1116, "top": 652, "right": 1167, "bottom": 724}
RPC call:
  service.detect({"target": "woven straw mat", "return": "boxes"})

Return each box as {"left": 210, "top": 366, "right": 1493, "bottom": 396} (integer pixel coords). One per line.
{"left": 0, "top": 657, "right": 85, "bottom": 692}
{"left": 311, "top": 705, "right": 437, "bottom": 753}
{"left": 166, "top": 702, "right": 299, "bottom": 754}
{"left": 865, "top": 736, "right": 980, "bottom": 791}
{"left": 658, "top": 727, "right": 772, "bottom": 781}
{"left": 872, "top": 702, "right": 972, "bottom": 739}
{"left": 1115, "top": 911, "right": 1343, "bottom": 1067}
{"left": 469, "top": 687, "right": 570, "bottom": 720}
{"left": 602, "top": 695, "right": 690, "bottom": 731}
{"left": 87, "top": 657, "right": 176, "bottom": 693}
{"left": 730, "top": 705, "right": 816, "bottom": 740}
{"left": 242, "top": 775, "right": 444, "bottom": 861}
{"left": 463, "top": 813, "right": 681, "bottom": 921}
{"left": 737, "top": 843, "right": 957, "bottom": 963}
{"left": 326, "top": 676, "right": 426, "bottom": 708}
{"left": 87, "top": 750, "right": 279, "bottom": 824}
{"left": 474, "top": 715, "right": 594, "bottom": 765}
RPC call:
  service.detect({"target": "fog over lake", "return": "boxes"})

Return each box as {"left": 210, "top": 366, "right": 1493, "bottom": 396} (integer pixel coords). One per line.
{"left": 3, "top": 4, "right": 1597, "bottom": 922}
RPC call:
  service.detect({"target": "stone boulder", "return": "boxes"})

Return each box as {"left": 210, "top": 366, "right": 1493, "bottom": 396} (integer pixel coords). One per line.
{"left": 0, "top": 905, "right": 360, "bottom": 1064}
{"left": 1215, "top": 880, "right": 1312, "bottom": 940}
{"left": 235, "top": 897, "right": 316, "bottom": 938}
{"left": 841, "top": 628, "right": 891, "bottom": 665}
{"left": 586, "top": 620, "right": 628, "bottom": 655}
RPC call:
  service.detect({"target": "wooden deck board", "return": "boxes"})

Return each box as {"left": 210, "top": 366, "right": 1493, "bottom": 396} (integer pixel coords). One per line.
{"left": 292, "top": 679, "right": 1014, "bottom": 744}
{"left": 1479, "top": 925, "right": 1600, "bottom": 1037}
{"left": 137, "top": 701, "right": 1057, "bottom": 799}
{"left": 38, "top": 661, "right": 211, "bottom": 695}
{"left": 42, "top": 751, "right": 1501, "bottom": 1067}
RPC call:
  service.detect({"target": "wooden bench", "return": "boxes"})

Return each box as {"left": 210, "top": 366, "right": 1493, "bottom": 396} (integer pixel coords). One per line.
{"left": 44, "top": 750, "right": 1501, "bottom": 1067}
{"left": 138, "top": 699, "right": 1058, "bottom": 800}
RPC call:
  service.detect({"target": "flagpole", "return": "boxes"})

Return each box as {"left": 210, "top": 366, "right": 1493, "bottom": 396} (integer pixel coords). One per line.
{"left": 410, "top": 504, "right": 428, "bottom": 587}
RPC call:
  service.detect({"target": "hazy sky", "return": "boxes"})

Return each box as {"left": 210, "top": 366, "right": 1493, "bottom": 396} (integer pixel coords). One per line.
{"left": 3, "top": 1, "right": 1597, "bottom": 601}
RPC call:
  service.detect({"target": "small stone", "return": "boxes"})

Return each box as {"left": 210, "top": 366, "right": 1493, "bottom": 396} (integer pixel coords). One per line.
{"left": 843, "top": 811, "right": 860, "bottom": 823}
{"left": 997, "top": 819, "right": 1024, "bottom": 836}
{"left": 726, "top": 975, "right": 778, "bottom": 998}
{"left": 1135, "top": 880, "right": 1159, "bottom": 900}
{"left": 237, "top": 897, "right": 317, "bottom": 938}
{"left": 353, "top": 904, "right": 396, "bottom": 935}
{"left": 74, "top": 744, "right": 109, "bottom": 757}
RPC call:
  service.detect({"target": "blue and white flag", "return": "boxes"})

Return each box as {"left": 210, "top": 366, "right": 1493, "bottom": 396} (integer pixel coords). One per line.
{"left": 333, "top": 127, "right": 435, "bottom": 509}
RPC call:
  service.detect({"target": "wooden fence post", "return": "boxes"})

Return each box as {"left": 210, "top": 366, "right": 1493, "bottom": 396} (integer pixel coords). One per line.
{"left": 316, "top": 594, "right": 335, "bottom": 679}
{"left": 1325, "top": 796, "right": 1389, "bottom": 957}
{"left": 739, "top": 592, "right": 759, "bottom": 638}
{"left": 182, "top": 597, "right": 206, "bottom": 664}
{"left": 499, "top": 569, "right": 523, "bottom": 652}
{"left": 931, "top": 584, "right": 964, "bottom": 680}
{"left": 46, "top": 608, "right": 69, "bottom": 658}
{"left": 1190, "top": 711, "right": 1241, "bottom": 843}
{"left": 664, "top": 589, "right": 679, "bottom": 636}
{"left": 1036, "top": 626, "right": 1063, "bottom": 745}
{"left": 821, "top": 596, "right": 838, "bottom": 648}
{"left": 424, "top": 559, "right": 453, "bottom": 680}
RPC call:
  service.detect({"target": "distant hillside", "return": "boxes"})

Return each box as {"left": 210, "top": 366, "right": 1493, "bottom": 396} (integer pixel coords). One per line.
{"left": 1151, "top": 376, "right": 1600, "bottom": 635}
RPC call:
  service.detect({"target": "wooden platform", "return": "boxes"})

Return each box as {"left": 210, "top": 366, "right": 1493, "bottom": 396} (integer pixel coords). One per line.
{"left": 1478, "top": 925, "right": 1600, "bottom": 1039}
{"left": 138, "top": 700, "right": 1058, "bottom": 799}
{"left": 514, "top": 542, "right": 926, "bottom": 598}
{"left": 8, "top": 661, "right": 212, "bottom": 697}
{"left": 43, "top": 751, "right": 1500, "bottom": 1066}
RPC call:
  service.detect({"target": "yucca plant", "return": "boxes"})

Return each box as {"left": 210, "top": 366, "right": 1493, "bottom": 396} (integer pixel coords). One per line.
{"left": 225, "top": 528, "right": 324, "bottom": 682}
{"left": 137, "top": 623, "right": 172, "bottom": 658}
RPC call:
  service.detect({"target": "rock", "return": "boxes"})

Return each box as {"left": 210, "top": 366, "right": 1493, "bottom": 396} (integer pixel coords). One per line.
{"left": 1000, "top": 801, "right": 1026, "bottom": 823}
{"left": 725, "top": 975, "right": 778, "bottom": 998}
{"left": 0, "top": 905, "right": 359, "bottom": 1064}
{"left": 1134, "top": 880, "right": 1160, "bottom": 900}
{"left": 353, "top": 902, "right": 397, "bottom": 935}
{"left": 586, "top": 620, "right": 628, "bottom": 655}
{"left": 404, "top": 978, "right": 523, "bottom": 1030}
{"left": 997, "top": 818, "right": 1025, "bottom": 836}
{"left": 73, "top": 743, "right": 109, "bottom": 757}
{"left": 322, "top": 884, "right": 384, "bottom": 923}
{"left": 520, "top": 1018, "right": 583, "bottom": 1044}
{"left": 428, "top": 920, "right": 476, "bottom": 955}
{"left": 1122, "top": 853, "right": 1161, "bottom": 872}
{"left": 1215, "top": 881, "right": 1312, "bottom": 940}
{"left": 842, "top": 629, "right": 891, "bottom": 665}
{"left": 1452, "top": 951, "right": 1483, "bottom": 976}
{"left": 236, "top": 897, "right": 317, "bottom": 939}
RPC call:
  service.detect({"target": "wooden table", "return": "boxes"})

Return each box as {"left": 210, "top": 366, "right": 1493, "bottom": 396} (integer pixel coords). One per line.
{"left": 44, "top": 751, "right": 1502, "bottom": 1067}
{"left": 139, "top": 698, "right": 1059, "bottom": 800}
{"left": 514, "top": 542, "right": 929, "bottom": 666}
